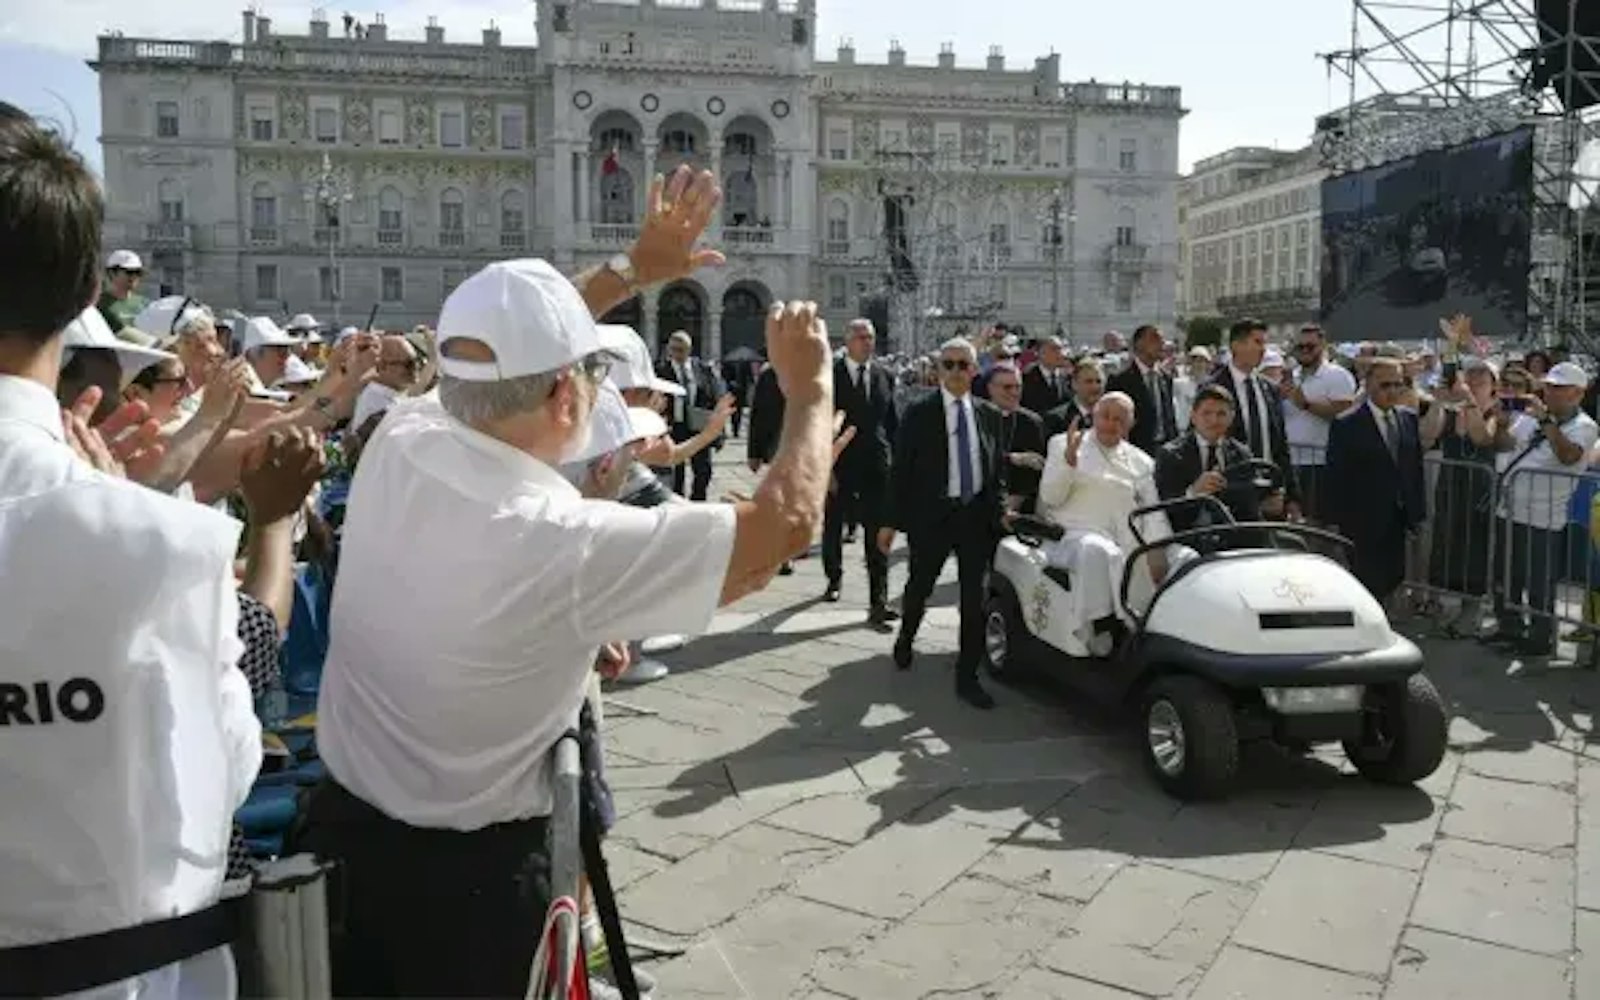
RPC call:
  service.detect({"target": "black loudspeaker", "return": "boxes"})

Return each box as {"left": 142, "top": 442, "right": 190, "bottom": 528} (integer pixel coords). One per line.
{"left": 792, "top": 18, "right": 808, "bottom": 46}
{"left": 1531, "top": 0, "right": 1600, "bottom": 111}
{"left": 883, "top": 195, "right": 919, "bottom": 291}
{"left": 861, "top": 295, "right": 892, "bottom": 352}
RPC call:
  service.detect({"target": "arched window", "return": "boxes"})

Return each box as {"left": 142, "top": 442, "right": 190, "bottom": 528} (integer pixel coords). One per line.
{"left": 377, "top": 186, "right": 404, "bottom": 237}
{"left": 826, "top": 199, "right": 849, "bottom": 246}
{"left": 500, "top": 190, "right": 526, "bottom": 232}
{"left": 725, "top": 132, "right": 758, "bottom": 157}
{"left": 597, "top": 127, "right": 635, "bottom": 153}
{"left": 600, "top": 167, "right": 634, "bottom": 225}
{"left": 157, "top": 179, "right": 184, "bottom": 223}
{"left": 250, "top": 182, "right": 276, "bottom": 228}
{"left": 439, "top": 188, "right": 465, "bottom": 232}
{"left": 1115, "top": 206, "right": 1136, "bottom": 246}
{"left": 987, "top": 203, "right": 1009, "bottom": 245}
{"left": 936, "top": 201, "right": 957, "bottom": 233}
{"left": 661, "top": 129, "right": 696, "bottom": 155}
{"left": 724, "top": 167, "right": 757, "bottom": 226}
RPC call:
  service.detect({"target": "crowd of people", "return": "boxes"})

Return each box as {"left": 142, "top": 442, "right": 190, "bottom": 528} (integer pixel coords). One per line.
{"left": 5, "top": 90, "right": 1600, "bottom": 1000}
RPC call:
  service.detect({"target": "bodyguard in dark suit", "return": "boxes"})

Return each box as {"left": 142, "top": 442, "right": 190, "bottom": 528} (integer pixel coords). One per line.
{"left": 878, "top": 338, "right": 1007, "bottom": 709}
{"left": 1042, "top": 358, "right": 1106, "bottom": 440}
{"left": 1020, "top": 337, "right": 1072, "bottom": 416}
{"left": 1153, "top": 384, "right": 1262, "bottom": 540}
{"left": 983, "top": 362, "right": 1047, "bottom": 513}
{"left": 1107, "top": 324, "right": 1179, "bottom": 455}
{"left": 746, "top": 362, "right": 795, "bottom": 575}
{"left": 1324, "top": 358, "right": 1427, "bottom": 602}
{"left": 656, "top": 329, "right": 726, "bottom": 500}
{"left": 825, "top": 319, "right": 900, "bottom": 629}
{"left": 1206, "top": 319, "right": 1301, "bottom": 513}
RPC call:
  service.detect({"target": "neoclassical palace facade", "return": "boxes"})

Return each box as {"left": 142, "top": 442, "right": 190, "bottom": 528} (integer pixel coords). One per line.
{"left": 94, "top": 0, "right": 1184, "bottom": 355}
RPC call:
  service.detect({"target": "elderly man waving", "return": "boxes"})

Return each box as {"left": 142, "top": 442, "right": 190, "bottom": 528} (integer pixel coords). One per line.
{"left": 1037, "top": 391, "right": 1171, "bottom": 656}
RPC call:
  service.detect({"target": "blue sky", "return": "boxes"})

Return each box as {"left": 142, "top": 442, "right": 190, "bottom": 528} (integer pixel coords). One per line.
{"left": 1, "top": 0, "right": 1355, "bottom": 176}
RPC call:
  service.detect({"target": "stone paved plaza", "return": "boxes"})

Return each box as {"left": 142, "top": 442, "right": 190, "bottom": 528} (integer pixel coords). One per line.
{"left": 597, "top": 450, "right": 1600, "bottom": 999}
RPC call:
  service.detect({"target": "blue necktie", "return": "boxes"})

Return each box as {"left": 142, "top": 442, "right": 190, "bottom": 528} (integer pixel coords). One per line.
{"left": 955, "top": 401, "right": 976, "bottom": 502}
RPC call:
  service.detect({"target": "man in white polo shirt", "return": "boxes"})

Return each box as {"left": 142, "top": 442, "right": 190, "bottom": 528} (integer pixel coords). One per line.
{"left": 303, "top": 182, "right": 834, "bottom": 994}
{"left": 1281, "top": 323, "right": 1356, "bottom": 522}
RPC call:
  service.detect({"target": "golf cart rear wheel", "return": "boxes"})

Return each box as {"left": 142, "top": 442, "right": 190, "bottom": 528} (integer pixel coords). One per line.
{"left": 1140, "top": 676, "right": 1239, "bottom": 801}
{"left": 982, "top": 591, "right": 1026, "bottom": 681}
{"left": 1343, "top": 673, "right": 1449, "bottom": 786}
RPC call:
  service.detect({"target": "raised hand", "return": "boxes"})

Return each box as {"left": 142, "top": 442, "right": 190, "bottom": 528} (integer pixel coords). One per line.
{"left": 1064, "top": 416, "right": 1085, "bottom": 468}
{"left": 240, "top": 427, "right": 325, "bottom": 523}
{"left": 765, "top": 300, "right": 830, "bottom": 400}
{"left": 629, "top": 165, "right": 727, "bottom": 286}
{"left": 197, "top": 356, "right": 254, "bottom": 425}
{"left": 64, "top": 387, "right": 165, "bottom": 481}
{"left": 706, "top": 392, "right": 737, "bottom": 434}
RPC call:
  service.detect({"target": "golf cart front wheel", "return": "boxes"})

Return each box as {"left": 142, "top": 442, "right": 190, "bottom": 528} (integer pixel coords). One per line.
{"left": 1140, "top": 676, "right": 1239, "bottom": 801}
{"left": 982, "top": 591, "right": 1025, "bottom": 681}
{"left": 1343, "top": 673, "right": 1449, "bottom": 786}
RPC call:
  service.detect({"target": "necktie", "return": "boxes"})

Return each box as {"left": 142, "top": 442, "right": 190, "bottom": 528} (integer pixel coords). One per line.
{"left": 1383, "top": 409, "right": 1400, "bottom": 462}
{"left": 1244, "top": 375, "right": 1266, "bottom": 459}
{"left": 1205, "top": 441, "right": 1220, "bottom": 471}
{"left": 955, "top": 401, "right": 976, "bottom": 502}
{"left": 855, "top": 363, "right": 866, "bottom": 399}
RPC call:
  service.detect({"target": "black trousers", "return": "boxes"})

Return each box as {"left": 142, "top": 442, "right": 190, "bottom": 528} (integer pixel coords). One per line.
{"left": 1495, "top": 519, "right": 1563, "bottom": 646}
{"left": 899, "top": 502, "right": 997, "bottom": 681}
{"left": 1350, "top": 505, "right": 1409, "bottom": 604}
{"left": 667, "top": 422, "right": 713, "bottom": 501}
{"left": 823, "top": 477, "right": 888, "bottom": 608}
{"left": 296, "top": 780, "right": 551, "bottom": 998}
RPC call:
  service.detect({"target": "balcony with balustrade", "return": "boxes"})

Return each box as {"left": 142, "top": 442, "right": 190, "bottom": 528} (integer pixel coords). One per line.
{"left": 313, "top": 226, "right": 342, "bottom": 248}
{"left": 500, "top": 230, "right": 527, "bottom": 252}
{"left": 724, "top": 227, "right": 776, "bottom": 250}
{"left": 248, "top": 225, "right": 279, "bottom": 247}
{"left": 1105, "top": 243, "right": 1149, "bottom": 268}
{"left": 376, "top": 228, "right": 405, "bottom": 248}
{"left": 438, "top": 229, "right": 466, "bottom": 249}
{"left": 145, "top": 221, "right": 193, "bottom": 248}
{"left": 590, "top": 224, "right": 639, "bottom": 246}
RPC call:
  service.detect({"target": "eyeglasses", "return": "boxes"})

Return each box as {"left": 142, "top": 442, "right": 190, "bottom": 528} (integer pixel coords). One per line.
{"left": 576, "top": 354, "right": 613, "bottom": 383}
{"left": 1372, "top": 380, "right": 1406, "bottom": 391}
{"left": 1295, "top": 342, "right": 1320, "bottom": 352}
{"left": 148, "top": 375, "right": 188, "bottom": 387}
{"left": 384, "top": 356, "right": 423, "bottom": 371}
{"left": 940, "top": 359, "right": 972, "bottom": 372}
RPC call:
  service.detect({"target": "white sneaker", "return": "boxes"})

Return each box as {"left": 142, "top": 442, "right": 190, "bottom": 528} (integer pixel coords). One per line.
{"left": 640, "top": 634, "right": 687, "bottom": 654}
{"left": 615, "top": 658, "right": 669, "bottom": 685}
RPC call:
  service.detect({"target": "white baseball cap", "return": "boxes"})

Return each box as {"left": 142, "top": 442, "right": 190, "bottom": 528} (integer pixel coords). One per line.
{"left": 277, "top": 354, "right": 323, "bottom": 387}
{"left": 1543, "top": 361, "right": 1590, "bottom": 388}
{"left": 436, "top": 259, "right": 609, "bottom": 382}
{"left": 286, "top": 313, "right": 320, "bottom": 333}
{"left": 596, "top": 324, "right": 685, "bottom": 397}
{"left": 568, "top": 383, "right": 671, "bottom": 465}
{"left": 60, "top": 306, "right": 175, "bottom": 383}
{"left": 241, "top": 316, "right": 299, "bottom": 352}
{"left": 133, "top": 295, "right": 206, "bottom": 343}
{"left": 105, "top": 250, "right": 143, "bottom": 272}
{"left": 1262, "top": 348, "right": 1285, "bottom": 368}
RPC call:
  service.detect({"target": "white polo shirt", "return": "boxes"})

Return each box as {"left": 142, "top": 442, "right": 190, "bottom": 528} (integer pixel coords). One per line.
{"left": 0, "top": 375, "right": 260, "bottom": 996}
{"left": 317, "top": 393, "right": 736, "bottom": 831}
{"left": 1283, "top": 361, "right": 1357, "bottom": 465}
{"left": 1501, "top": 409, "right": 1600, "bottom": 530}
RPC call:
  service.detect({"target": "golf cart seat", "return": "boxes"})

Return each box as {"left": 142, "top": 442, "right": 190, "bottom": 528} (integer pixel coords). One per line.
{"left": 1010, "top": 514, "right": 1071, "bottom": 590}
{"left": 1042, "top": 566, "right": 1074, "bottom": 592}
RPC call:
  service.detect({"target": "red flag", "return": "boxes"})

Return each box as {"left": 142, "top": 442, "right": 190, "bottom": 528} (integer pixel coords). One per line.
{"left": 601, "top": 146, "right": 619, "bottom": 177}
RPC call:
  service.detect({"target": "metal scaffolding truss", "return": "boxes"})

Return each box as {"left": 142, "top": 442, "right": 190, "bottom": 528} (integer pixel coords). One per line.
{"left": 1317, "top": 0, "right": 1600, "bottom": 347}
{"left": 855, "top": 143, "right": 1012, "bottom": 355}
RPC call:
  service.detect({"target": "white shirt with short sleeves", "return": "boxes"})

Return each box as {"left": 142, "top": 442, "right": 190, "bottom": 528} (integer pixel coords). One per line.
{"left": 350, "top": 381, "right": 401, "bottom": 433}
{"left": 0, "top": 375, "right": 260, "bottom": 999}
{"left": 1283, "top": 361, "right": 1357, "bottom": 465}
{"left": 1501, "top": 410, "right": 1600, "bottom": 529}
{"left": 317, "top": 392, "right": 736, "bottom": 831}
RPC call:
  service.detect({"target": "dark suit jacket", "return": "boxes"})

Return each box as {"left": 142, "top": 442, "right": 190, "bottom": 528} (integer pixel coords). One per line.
{"left": 1042, "top": 399, "right": 1092, "bottom": 442}
{"left": 889, "top": 391, "right": 1006, "bottom": 538}
{"left": 998, "top": 406, "right": 1046, "bottom": 510}
{"left": 1324, "top": 404, "right": 1426, "bottom": 540}
{"left": 654, "top": 358, "right": 724, "bottom": 422}
{"left": 746, "top": 366, "right": 784, "bottom": 464}
{"left": 1153, "top": 432, "right": 1261, "bottom": 534}
{"left": 1205, "top": 367, "right": 1301, "bottom": 503}
{"left": 833, "top": 358, "right": 899, "bottom": 491}
{"left": 1021, "top": 365, "right": 1072, "bottom": 417}
{"left": 1108, "top": 361, "right": 1178, "bottom": 455}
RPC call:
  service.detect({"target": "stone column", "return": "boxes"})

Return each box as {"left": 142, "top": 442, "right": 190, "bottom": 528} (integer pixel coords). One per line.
{"left": 552, "top": 138, "right": 575, "bottom": 254}
{"left": 781, "top": 154, "right": 793, "bottom": 228}
{"left": 709, "top": 141, "right": 725, "bottom": 242}
{"left": 642, "top": 141, "right": 658, "bottom": 224}
{"left": 577, "top": 149, "right": 591, "bottom": 226}
{"left": 707, "top": 307, "right": 723, "bottom": 360}
{"left": 641, "top": 286, "right": 659, "bottom": 352}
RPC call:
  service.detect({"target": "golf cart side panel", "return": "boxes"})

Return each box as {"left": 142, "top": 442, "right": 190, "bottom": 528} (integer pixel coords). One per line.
{"left": 1128, "top": 632, "right": 1424, "bottom": 691}
{"left": 992, "top": 537, "right": 1093, "bottom": 658}
{"left": 1143, "top": 551, "right": 1395, "bottom": 658}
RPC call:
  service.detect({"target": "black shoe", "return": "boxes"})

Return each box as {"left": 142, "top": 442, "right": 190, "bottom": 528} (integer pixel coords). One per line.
{"left": 867, "top": 606, "right": 898, "bottom": 634}
{"left": 956, "top": 679, "right": 996, "bottom": 710}
{"left": 778, "top": 561, "right": 794, "bottom": 576}
{"left": 871, "top": 606, "right": 900, "bottom": 623}
{"left": 893, "top": 634, "right": 914, "bottom": 670}
{"left": 823, "top": 585, "right": 841, "bottom": 602}
{"left": 844, "top": 529, "right": 858, "bottom": 544}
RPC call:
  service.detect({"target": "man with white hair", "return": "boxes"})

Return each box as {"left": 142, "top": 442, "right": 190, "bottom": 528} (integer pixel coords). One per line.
{"left": 656, "top": 328, "right": 725, "bottom": 500}
{"left": 879, "top": 336, "right": 1006, "bottom": 708}
{"left": 303, "top": 167, "right": 837, "bottom": 996}
{"left": 1037, "top": 391, "right": 1170, "bottom": 656}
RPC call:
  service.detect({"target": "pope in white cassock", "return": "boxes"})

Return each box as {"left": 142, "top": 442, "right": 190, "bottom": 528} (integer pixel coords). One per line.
{"left": 1036, "top": 391, "right": 1173, "bottom": 655}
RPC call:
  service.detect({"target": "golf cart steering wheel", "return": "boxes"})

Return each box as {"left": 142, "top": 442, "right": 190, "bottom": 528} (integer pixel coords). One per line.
{"left": 1223, "top": 458, "right": 1283, "bottom": 495}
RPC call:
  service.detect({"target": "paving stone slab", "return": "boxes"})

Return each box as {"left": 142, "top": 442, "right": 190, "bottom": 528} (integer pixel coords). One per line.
{"left": 723, "top": 752, "right": 866, "bottom": 800}
{"left": 792, "top": 813, "right": 1008, "bottom": 920}
{"left": 1188, "top": 945, "right": 1382, "bottom": 1000}
{"left": 1232, "top": 850, "right": 1418, "bottom": 977}
{"left": 610, "top": 790, "right": 783, "bottom": 861}
{"left": 1409, "top": 836, "right": 1575, "bottom": 956}
{"left": 813, "top": 875, "right": 1078, "bottom": 1000}
{"left": 652, "top": 893, "right": 880, "bottom": 1000}
{"left": 1580, "top": 760, "right": 1600, "bottom": 910}
{"left": 1040, "top": 862, "right": 1253, "bottom": 997}
{"left": 967, "top": 792, "right": 1153, "bottom": 903}
{"left": 1132, "top": 798, "right": 1317, "bottom": 884}
{"left": 910, "top": 779, "right": 1080, "bottom": 833}
{"left": 1005, "top": 967, "right": 1147, "bottom": 999}
{"left": 1384, "top": 927, "right": 1574, "bottom": 1000}
{"left": 1459, "top": 739, "right": 1577, "bottom": 787}
{"left": 1440, "top": 771, "right": 1576, "bottom": 853}
{"left": 1578, "top": 909, "right": 1600, "bottom": 1000}
{"left": 621, "top": 823, "right": 840, "bottom": 937}
{"left": 760, "top": 786, "right": 950, "bottom": 846}
{"left": 601, "top": 840, "right": 668, "bottom": 891}
{"left": 605, "top": 763, "right": 731, "bottom": 792}
{"left": 1293, "top": 786, "right": 1443, "bottom": 871}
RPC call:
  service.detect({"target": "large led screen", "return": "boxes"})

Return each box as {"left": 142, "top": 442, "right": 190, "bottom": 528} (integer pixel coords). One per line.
{"left": 1320, "top": 126, "right": 1533, "bottom": 340}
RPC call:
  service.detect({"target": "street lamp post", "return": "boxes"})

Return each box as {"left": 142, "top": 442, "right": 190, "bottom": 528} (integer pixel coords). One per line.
{"left": 1039, "top": 186, "right": 1077, "bottom": 345}
{"left": 304, "top": 152, "right": 353, "bottom": 324}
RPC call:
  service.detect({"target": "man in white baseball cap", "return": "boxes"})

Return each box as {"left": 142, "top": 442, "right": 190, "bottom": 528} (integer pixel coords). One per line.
{"left": 304, "top": 216, "right": 835, "bottom": 999}
{"left": 239, "top": 316, "right": 300, "bottom": 391}
{"left": 56, "top": 305, "right": 177, "bottom": 423}
{"left": 97, "top": 249, "right": 147, "bottom": 335}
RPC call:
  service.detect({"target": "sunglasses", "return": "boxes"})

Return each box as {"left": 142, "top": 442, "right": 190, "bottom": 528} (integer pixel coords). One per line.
{"left": 1372, "top": 380, "right": 1406, "bottom": 391}
{"left": 1295, "top": 342, "right": 1320, "bottom": 352}
{"left": 940, "top": 359, "right": 972, "bottom": 372}
{"left": 990, "top": 381, "right": 1020, "bottom": 391}
{"left": 148, "top": 375, "right": 188, "bottom": 386}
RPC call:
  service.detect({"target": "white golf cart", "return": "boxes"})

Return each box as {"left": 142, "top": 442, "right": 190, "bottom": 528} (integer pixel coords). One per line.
{"left": 985, "top": 461, "right": 1449, "bottom": 800}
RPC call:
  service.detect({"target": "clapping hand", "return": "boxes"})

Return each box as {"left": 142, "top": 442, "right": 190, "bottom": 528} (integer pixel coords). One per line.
{"left": 63, "top": 386, "right": 165, "bottom": 481}
{"left": 629, "top": 166, "right": 727, "bottom": 286}
{"left": 240, "top": 427, "right": 326, "bottom": 524}
{"left": 196, "top": 357, "right": 253, "bottom": 427}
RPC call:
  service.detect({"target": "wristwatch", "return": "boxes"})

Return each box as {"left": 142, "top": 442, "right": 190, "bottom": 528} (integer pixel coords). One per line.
{"left": 603, "top": 252, "right": 637, "bottom": 288}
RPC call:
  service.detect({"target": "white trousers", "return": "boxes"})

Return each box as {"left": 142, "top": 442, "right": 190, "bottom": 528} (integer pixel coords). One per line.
{"left": 1046, "top": 529, "right": 1126, "bottom": 629}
